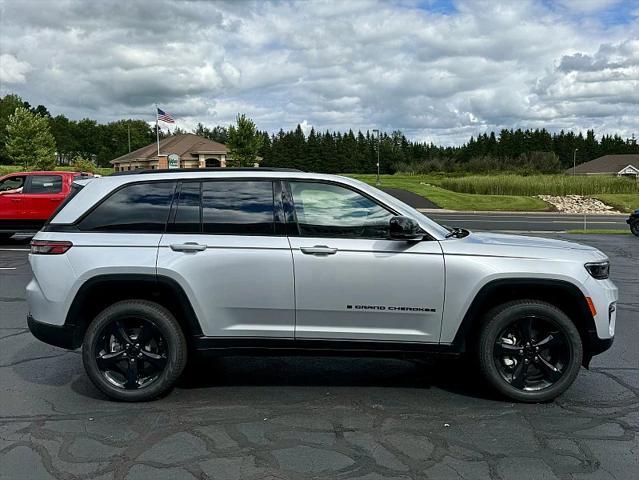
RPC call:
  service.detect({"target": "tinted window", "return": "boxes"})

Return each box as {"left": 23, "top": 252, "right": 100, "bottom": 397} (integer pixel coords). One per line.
{"left": 172, "top": 182, "right": 201, "bottom": 233}
{"left": 290, "top": 182, "right": 394, "bottom": 238}
{"left": 27, "top": 175, "right": 62, "bottom": 194}
{"left": 79, "top": 181, "right": 176, "bottom": 232}
{"left": 0, "top": 176, "right": 26, "bottom": 192}
{"left": 201, "top": 181, "right": 274, "bottom": 235}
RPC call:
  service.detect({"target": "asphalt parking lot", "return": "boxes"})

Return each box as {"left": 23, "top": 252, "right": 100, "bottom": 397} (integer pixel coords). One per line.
{"left": 0, "top": 234, "right": 637, "bottom": 480}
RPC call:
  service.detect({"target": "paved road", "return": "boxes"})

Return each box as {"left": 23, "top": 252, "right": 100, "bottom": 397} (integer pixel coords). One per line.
{"left": 1, "top": 235, "right": 637, "bottom": 480}
{"left": 422, "top": 211, "right": 630, "bottom": 232}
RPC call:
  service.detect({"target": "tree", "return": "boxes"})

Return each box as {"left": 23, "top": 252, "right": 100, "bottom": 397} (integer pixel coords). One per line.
{"left": 227, "top": 114, "right": 263, "bottom": 167}
{"left": 5, "top": 107, "right": 57, "bottom": 170}
{"left": 0, "top": 94, "right": 29, "bottom": 163}
{"left": 70, "top": 155, "right": 95, "bottom": 173}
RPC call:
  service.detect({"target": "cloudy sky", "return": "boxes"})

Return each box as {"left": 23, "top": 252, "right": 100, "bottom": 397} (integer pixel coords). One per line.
{"left": 0, "top": 0, "right": 637, "bottom": 145}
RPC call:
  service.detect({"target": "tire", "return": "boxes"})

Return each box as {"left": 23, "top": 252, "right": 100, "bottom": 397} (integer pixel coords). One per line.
{"left": 630, "top": 219, "right": 639, "bottom": 237}
{"left": 478, "top": 300, "right": 583, "bottom": 403}
{"left": 82, "top": 300, "right": 187, "bottom": 402}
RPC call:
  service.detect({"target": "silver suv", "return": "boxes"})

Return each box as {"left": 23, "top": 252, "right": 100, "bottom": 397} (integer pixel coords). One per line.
{"left": 27, "top": 169, "right": 617, "bottom": 402}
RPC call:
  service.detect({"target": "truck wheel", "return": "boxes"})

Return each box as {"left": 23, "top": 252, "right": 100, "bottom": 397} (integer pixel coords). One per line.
{"left": 630, "top": 219, "right": 639, "bottom": 237}
{"left": 478, "top": 300, "right": 583, "bottom": 403}
{"left": 82, "top": 300, "right": 187, "bottom": 402}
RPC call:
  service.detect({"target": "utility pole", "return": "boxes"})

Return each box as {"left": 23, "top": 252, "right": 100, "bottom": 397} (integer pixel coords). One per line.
{"left": 573, "top": 148, "right": 578, "bottom": 176}
{"left": 372, "top": 129, "right": 381, "bottom": 185}
{"left": 127, "top": 122, "right": 131, "bottom": 153}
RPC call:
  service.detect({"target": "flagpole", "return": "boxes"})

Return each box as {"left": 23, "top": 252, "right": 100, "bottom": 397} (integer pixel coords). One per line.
{"left": 155, "top": 103, "right": 160, "bottom": 156}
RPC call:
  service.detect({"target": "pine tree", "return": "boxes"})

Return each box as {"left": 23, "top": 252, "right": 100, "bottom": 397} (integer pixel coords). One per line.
{"left": 5, "top": 106, "right": 57, "bottom": 170}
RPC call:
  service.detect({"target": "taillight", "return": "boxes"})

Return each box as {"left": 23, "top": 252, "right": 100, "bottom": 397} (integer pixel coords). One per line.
{"left": 30, "top": 240, "right": 73, "bottom": 255}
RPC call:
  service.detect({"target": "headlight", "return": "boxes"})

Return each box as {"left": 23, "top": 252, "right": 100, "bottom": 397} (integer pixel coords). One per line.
{"left": 585, "top": 261, "right": 610, "bottom": 280}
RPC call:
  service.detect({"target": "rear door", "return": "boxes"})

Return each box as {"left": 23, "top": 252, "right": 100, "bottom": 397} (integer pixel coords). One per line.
{"left": 22, "top": 174, "right": 65, "bottom": 221}
{"left": 157, "top": 179, "right": 295, "bottom": 338}
{"left": 286, "top": 180, "right": 445, "bottom": 343}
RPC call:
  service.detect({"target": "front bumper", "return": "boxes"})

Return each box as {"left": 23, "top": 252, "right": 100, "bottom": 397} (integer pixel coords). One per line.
{"left": 27, "top": 315, "right": 80, "bottom": 350}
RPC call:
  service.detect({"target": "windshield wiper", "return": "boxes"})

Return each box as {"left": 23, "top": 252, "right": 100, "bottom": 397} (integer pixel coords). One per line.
{"left": 444, "top": 226, "right": 469, "bottom": 239}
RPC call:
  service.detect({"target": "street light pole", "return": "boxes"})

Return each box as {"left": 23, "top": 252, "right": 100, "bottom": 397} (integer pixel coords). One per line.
{"left": 372, "top": 129, "right": 381, "bottom": 185}
{"left": 573, "top": 148, "right": 579, "bottom": 176}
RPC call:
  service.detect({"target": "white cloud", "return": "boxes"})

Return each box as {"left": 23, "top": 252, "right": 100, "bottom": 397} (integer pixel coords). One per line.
{"left": 0, "top": 0, "right": 637, "bottom": 145}
{"left": 0, "top": 54, "right": 32, "bottom": 84}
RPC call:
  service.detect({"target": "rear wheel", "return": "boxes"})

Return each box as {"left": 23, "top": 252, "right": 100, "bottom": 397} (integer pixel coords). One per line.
{"left": 630, "top": 219, "right": 639, "bottom": 237}
{"left": 478, "top": 300, "right": 582, "bottom": 402}
{"left": 82, "top": 300, "right": 187, "bottom": 401}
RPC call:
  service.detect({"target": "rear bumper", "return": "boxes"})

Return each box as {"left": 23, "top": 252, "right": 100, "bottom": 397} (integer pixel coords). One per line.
{"left": 27, "top": 314, "right": 79, "bottom": 350}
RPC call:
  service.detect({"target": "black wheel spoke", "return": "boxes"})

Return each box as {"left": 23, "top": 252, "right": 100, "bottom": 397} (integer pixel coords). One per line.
{"left": 510, "top": 361, "right": 528, "bottom": 389}
{"left": 140, "top": 350, "right": 167, "bottom": 370}
{"left": 533, "top": 333, "right": 561, "bottom": 350}
{"left": 112, "top": 321, "right": 133, "bottom": 346}
{"left": 519, "top": 317, "right": 534, "bottom": 344}
{"left": 495, "top": 341, "right": 523, "bottom": 356}
{"left": 537, "top": 356, "right": 563, "bottom": 382}
{"left": 96, "top": 351, "right": 124, "bottom": 370}
{"left": 136, "top": 323, "right": 151, "bottom": 347}
{"left": 124, "top": 359, "right": 139, "bottom": 389}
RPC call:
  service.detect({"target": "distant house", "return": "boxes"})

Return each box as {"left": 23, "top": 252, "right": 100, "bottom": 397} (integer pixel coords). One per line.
{"left": 111, "top": 133, "right": 228, "bottom": 171}
{"left": 568, "top": 154, "right": 639, "bottom": 177}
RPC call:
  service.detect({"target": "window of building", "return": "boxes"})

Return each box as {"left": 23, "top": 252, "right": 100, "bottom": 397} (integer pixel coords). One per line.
{"left": 289, "top": 181, "right": 394, "bottom": 238}
{"left": 79, "top": 181, "right": 176, "bottom": 232}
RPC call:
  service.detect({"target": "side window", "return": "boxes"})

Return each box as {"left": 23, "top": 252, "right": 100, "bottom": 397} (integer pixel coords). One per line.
{"left": 26, "top": 175, "right": 63, "bottom": 194}
{"left": 79, "top": 181, "right": 176, "bottom": 232}
{"left": 0, "top": 175, "right": 27, "bottom": 193}
{"left": 172, "top": 182, "right": 202, "bottom": 233}
{"left": 201, "top": 181, "right": 275, "bottom": 235}
{"left": 289, "top": 182, "right": 394, "bottom": 238}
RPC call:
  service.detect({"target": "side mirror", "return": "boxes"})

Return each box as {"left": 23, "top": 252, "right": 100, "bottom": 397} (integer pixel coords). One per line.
{"left": 389, "top": 216, "right": 423, "bottom": 240}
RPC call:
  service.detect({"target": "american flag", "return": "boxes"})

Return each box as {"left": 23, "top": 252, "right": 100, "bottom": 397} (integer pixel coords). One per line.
{"left": 157, "top": 108, "right": 175, "bottom": 124}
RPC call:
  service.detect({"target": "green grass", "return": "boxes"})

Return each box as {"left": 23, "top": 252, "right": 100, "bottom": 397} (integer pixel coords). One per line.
{"left": 347, "top": 174, "right": 551, "bottom": 211}
{"left": 1, "top": 165, "right": 114, "bottom": 176}
{"left": 592, "top": 194, "right": 638, "bottom": 213}
{"left": 438, "top": 174, "right": 638, "bottom": 196}
{"left": 566, "top": 229, "right": 631, "bottom": 235}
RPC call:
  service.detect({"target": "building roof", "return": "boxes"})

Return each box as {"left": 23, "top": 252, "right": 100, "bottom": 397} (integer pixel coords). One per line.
{"left": 568, "top": 154, "right": 639, "bottom": 174}
{"left": 111, "top": 133, "right": 227, "bottom": 164}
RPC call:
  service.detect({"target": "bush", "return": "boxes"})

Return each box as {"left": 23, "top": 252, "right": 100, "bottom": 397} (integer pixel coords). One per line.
{"left": 70, "top": 155, "right": 96, "bottom": 173}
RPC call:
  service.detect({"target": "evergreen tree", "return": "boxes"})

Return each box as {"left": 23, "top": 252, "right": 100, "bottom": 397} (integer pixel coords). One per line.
{"left": 5, "top": 106, "right": 57, "bottom": 170}
{"left": 227, "top": 114, "right": 263, "bottom": 167}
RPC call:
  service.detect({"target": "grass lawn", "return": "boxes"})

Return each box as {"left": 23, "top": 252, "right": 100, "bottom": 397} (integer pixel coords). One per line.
{"left": 347, "top": 174, "right": 552, "bottom": 211}
{"left": 592, "top": 194, "right": 638, "bottom": 213}
{"left": 1, "top": 165, "right": 114, "bottom": 176}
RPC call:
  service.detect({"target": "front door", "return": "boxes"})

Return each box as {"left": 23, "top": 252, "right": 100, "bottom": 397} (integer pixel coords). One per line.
{"left": 0, "top": 174, "right": 28, "bottom": 221}
{"left": 286, "top": 181, "right": 445, "bottom": 343}
{"left": 157, "top": 179, "right": 295, "bottom": 338}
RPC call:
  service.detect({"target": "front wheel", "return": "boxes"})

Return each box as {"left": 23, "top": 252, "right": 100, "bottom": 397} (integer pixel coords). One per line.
{"left": 82, "top": 300, "right": 187, "bottom": 401}
{"left": 630, "top": 219, "right": 639, "bottom": 237}
{"left": 478, "top": 300, "right": 583, "bottom": 403}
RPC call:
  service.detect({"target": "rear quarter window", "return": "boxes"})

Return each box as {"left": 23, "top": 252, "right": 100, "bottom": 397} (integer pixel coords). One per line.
{"left": 78, "top": 181, "right": 176, "bottom": 232}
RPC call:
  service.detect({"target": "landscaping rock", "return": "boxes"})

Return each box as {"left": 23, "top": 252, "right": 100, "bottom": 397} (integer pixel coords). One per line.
{"left": 536, "top": 195, "right": 620, "bottom": 214}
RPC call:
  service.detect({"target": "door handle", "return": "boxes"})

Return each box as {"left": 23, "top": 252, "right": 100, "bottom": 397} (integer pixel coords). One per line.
{"left": 300, "top": 245, "right": 338, "bottom": 255}
{"left": 170, "top": 242, "right": 207, "bottom": 252}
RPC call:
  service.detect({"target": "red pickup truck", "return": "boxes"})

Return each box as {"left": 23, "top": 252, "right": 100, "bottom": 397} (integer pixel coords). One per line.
{"left": 0, "top": 171, "right": 90, "bottom": 238}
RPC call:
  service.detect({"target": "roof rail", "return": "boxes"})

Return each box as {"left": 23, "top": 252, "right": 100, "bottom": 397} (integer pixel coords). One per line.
{"left": 111, "top": 167, "right": 303, "bottom": 176}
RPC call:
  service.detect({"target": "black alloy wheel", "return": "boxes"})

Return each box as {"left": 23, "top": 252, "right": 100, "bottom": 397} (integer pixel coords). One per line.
{"left": 493, "top": 316, "right": 569, "bottom": 391}
{"left": 479, "top": 300, "right": 583, "bottom": 403}
{"left": 83, "top": 300, "right": 187, "bottom": 401}
{"left": 95, "top": 318, "right": 168, "bottom": 390}
{"left": 630, "top": 219, "right": 639, "bottom": 237}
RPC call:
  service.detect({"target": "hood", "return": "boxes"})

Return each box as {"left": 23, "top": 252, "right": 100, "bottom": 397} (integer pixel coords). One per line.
{"left": 458, "top": 231, "right": 598, "bottom": 252}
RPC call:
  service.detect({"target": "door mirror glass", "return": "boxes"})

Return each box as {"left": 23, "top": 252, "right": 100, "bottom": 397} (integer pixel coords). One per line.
{"left": 389, "top": 216, "right": 422, "bottom": 240}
